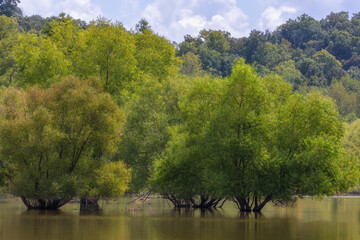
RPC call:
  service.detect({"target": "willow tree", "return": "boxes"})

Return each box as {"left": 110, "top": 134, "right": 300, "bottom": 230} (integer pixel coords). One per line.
{"left": 71, "top": 18, "right": 137, "bottom": 101}
{"left": 12, "top": 33, "right": 70, "bottom": 87}
{"left": 150, "top": 76, "right": 225, "bottom": 208}
{"left": 0, "top": 77, "right": 125, "bottom": 209}
{"left": 0, "top": 15, "right": 19, "bottom": 86}
{"left": 151, "top": 59, "right": 359, "bottom": 211}
{"left": 79, "top": 161, "right": 131, "bottom": 210}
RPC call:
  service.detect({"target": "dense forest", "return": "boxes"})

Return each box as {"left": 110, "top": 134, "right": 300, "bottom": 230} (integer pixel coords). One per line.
{"left": 0, "top": 0, "right": 359, "bottom": 212}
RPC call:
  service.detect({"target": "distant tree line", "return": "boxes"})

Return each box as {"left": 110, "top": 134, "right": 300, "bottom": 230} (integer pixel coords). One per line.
{"left": 177, "top": 12, "right": 360, "bottom": 122}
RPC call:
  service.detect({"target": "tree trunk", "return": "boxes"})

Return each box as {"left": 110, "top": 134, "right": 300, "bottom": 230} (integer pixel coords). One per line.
{"left": 252, "top": 194, "right": 272, "bottom": 212}
{"left": 235, "top": 197, "right": 252, "bottom": 212}
{"left": 20, "top": 196, "right": 71, "bottom": 210}
{"left": 80, "top": 197, "right": 100, "bottom": 211}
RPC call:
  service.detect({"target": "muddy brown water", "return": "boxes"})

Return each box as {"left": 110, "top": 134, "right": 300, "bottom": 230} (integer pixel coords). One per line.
{"left": 0, "top": 197, "right": 359, "bottom": 240}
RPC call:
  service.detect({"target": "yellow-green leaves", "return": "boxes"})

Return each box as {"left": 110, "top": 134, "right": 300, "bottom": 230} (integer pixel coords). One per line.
{"left": 150, "top": 59, "right": 359, "bottom": 211}
{"left": 0, "top": 77, "right": 124, "bottom": 207}
{"left": 135, "top": 29, "right": 180, "bottom": 80}
{"left": 94, "top": 161, "right": 131, "bottom": 198}
{"left": 72, "top": 19, "right": 137, "bottom": 98}
{"left": 13, "top": 33, "right": 70, "bottom": 87}
{"left": 0, "top": 15, "right": 19, "bottom": 86}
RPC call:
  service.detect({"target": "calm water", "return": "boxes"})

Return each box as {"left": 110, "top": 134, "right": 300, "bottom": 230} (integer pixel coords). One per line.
{"left": 0, "top": 197, "right": 359, "bottom": 240}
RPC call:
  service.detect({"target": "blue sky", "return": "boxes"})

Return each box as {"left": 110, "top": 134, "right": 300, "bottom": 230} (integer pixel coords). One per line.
{"left": 19, "top": 0, "right": 359, "bottom": 42}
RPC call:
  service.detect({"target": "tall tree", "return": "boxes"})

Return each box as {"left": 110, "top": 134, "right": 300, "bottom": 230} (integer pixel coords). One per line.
{"left": 0, "top": 77, "right": 124, "bottom": 209}
{"left": 0, "top": 15, "right": 18, "bottom": 86}
{"left": 151, "top": 60, "right": 359, "bottom": 212}
{"left": 135, "top": 28, "right": 180, "bottom": 80}
{"left": 71, "top": 18, "right": 136, "bottom": 101}
{"left": 12, "top": 33, "right": 70, "bottom": 87}
{"left": 0, "top": 0, "right": 21, "bottom": 17}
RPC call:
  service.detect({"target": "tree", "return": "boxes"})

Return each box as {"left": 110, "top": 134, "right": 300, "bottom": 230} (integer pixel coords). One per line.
{"left": 71, "top": 18, "right": 137, "bottom": 101}
{"left": 135, "top": 18, "right": 151, "bottom": 33}
{"left": 274, "top": 60, "right": 305, "bottom": 89}
{"left": 0, "top": 0, "right": 21, "bottom": 17}
{"left": 43, "top": 14, "right": 83, "bottom": 56}
{"left": 327, "top": 81, "right": 357, "bottom": 117}
{"left": 198, "top": 44, "right": 222, "bottom": 75}
{"left": 12, "top": 33, "right": 70, "bottom": 87}
{"left": 0, "top": 77, "right": 124, "bottom": 209}
{"left": 177, "top": 34, "right": 202, "bottom": 56}
{"left": 134, "top": 28, "right": 180, "bottom": 80}
{"left": 312, "top": 49, "right": 346, "bottom": 85}
{"left": 79, "top": 160, "right": 131, "bottom": 210}
{"left": 0, "top": 15, "right": 18, "bottom": 86}
{"left": 150, "top": 76, "right": 225, "bottom": 208}
{"left": 276, "top": 14, "right": 324, "bottom": 49}
{"left": 327, "top": 30, "right": 353, "bottom": 61}
{"left": 321, "top": 11, "right": 352, "bottom": 33}
{"left": 118, "top": 76, "right": 182, "bottom": 192}
{"left": 18, "top": 15, "right": 48, "bottom": 33}
{"left": 296, "top": 50, "right": 345, "bottom": 87}
{"left": 179, "top": 52, "right": 204, "bottom": 77}
{"left": 151, "top": 60, "right": 359, "bottom": 212}
{"left": 351, "top": 12, "right": 360, "bottom": 36}
{"left": 199, "top": 29, "right": 230, "bottom": 55}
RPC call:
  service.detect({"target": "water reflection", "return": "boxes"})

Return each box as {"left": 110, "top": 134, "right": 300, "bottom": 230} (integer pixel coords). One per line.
{"left": 0, "top": 197, "right": 359, "bottom": 240}
{"left": 21, "top": 209, "right": 66, "bottom": 216}
{"left": 79, "top": 209, "right": 103, "bottom": 216}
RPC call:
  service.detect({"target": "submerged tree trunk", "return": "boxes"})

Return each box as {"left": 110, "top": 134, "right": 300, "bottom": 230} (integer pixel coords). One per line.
{"left": 165, "top": 195, "right": 191, "bottom": 208}
{"left": 233, "top": 197, "right": 252, "bottom": 212}
{"left": 233, "top": 194, "right": 272, "bottom": 212}
{"left": 21, "top": 196, "right": 71, "bottom": 210}
{"left": 190, "top": 196, "right": 222, "bottom": 209}
{"left": 252, "top": 194, "right": 272, "bottom": 212}
{"left": 165, "top": 195, "right": 223, "bottom": 209}
{"left": 80, "top": 197, "right": 100, "bottom": 211}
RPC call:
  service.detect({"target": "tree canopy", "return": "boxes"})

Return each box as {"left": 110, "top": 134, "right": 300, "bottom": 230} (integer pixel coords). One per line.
{"left": 0, "top": 77, "right": 127, "bottom": 209}
{"left": 151, "top": 60, "right": 359, "bottom": 211}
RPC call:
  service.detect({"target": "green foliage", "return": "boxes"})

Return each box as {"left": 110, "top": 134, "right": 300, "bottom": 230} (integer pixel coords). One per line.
{"left": 135, "top": 18, "right": 151, "bottom": 33}
{"left": 274, "top": 60, "right": 304, "bottom": 88}
{"left": 179, "top": 52, "right": 204, "bottom": 77}
{"left": 0, "top": 7, "right": 359, "bottom": 212}
{"left": 18, "top": 15, "right": 49, "bottom": 33}
{"left": 12, "top": 33, "right": 70, "bottom": 87}
{"left": 150, "top": 75, "right": 223, "bottom": 201}
{"left": 327, "top": 81, "right": 357, "bottom": 117}
{"left": 277, "top": 14, "right": 324, "bottom": 49}
{"left": 0, "top": 15, "right": 18, "bottom": 86}
{"left": 321, "top": 11, "right": 352, "bottom": 33}
{"left": 199, "top": 29, "right": 230, "bottom": 54}
{"left": 71, "top": 18, "right": 136, "bottom": 99}
{"left": 0, "top": 77, "right": 124, "bottom": 208}
{"left": 0, "top": 0, "right": 21, "bottom": 17}
{"left": 135, "top": 29, "right": 180, "bottom": 79}
{"left": 44, "top": 14, "right": 83, "bottom": 56}
{"left": 118, "top": 76, "right": 182, "bottom": 192}
{"left": 151, "top": 60, "right": 359, "bottom": 211}
{"left": 93, "top": 161, "right": 131, "bottom": 199}
{"left": 312, "top": 49, "right": 346, "bottom": 83}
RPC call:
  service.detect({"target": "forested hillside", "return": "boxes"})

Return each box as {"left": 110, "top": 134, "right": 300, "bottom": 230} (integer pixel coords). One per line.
{"left": 176, "top": 12, "right": 360, "bottom": 122}
{"left": 0, "top": 0, "right": 359, "bottom": 211}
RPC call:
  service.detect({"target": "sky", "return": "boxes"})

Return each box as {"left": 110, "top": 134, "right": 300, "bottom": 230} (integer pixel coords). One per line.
{"left": 18, "top": 0, "right": 359, "bottom": 42}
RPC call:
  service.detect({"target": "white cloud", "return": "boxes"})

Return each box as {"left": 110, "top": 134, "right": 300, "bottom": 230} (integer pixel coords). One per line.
{"left": 19, "top": 0, "right": 102, "bottom": 21}
{"left": 258, "top": 6, "right": 297, "bottom": 31}
{"left": 115, "top": 1, "right": 141, "bottom": 28}
{"left": 141, "top": 0, "right": 249, "bottom": 42}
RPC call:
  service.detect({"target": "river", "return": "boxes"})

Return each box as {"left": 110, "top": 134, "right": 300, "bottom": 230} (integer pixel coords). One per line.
{"left": 0, "top": 196, "right": 359, "bottom": 240}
